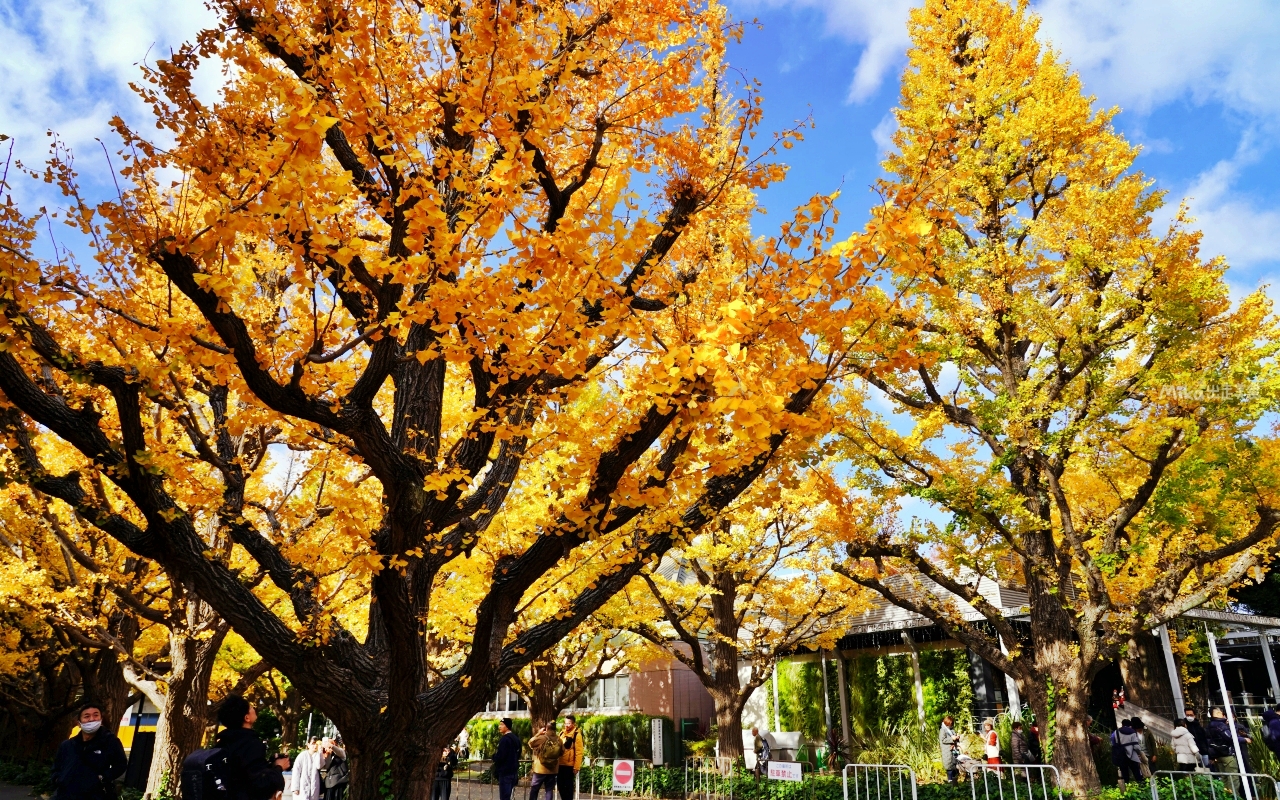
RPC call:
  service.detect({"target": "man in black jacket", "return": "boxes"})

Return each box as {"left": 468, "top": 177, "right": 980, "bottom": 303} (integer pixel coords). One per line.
{"left": 494, "top": 718, "right": 522, "bottom": 800}
{"left": 53, "top": 703, "right": 128, "bottom": 800}
{"left": 215, "top": 696, "right": 286, "bottom": 800}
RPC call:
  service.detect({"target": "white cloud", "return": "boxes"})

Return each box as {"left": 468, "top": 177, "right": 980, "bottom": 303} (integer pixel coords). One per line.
{"left": 1034, "top": 0, "right": 1280, "bottom": 125}
{"left": 745, "top": 0, "right": 1280, "bottom": 125}
{"left": 870, "top": 111, "right": 897, "bottom": 154}
{"left": 741, "top": 0, "right": 914, "bottom": 102}
{"left": 0, "top": 0, "right": 216, "bottom": 184}
{"left": 1179, "top": 133, "right": 1280, "bottom": 273}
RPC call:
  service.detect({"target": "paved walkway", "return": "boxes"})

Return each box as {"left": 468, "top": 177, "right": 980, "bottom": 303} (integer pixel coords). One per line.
{"left": 0, "top": 784, "right": 33, "bottom": 800}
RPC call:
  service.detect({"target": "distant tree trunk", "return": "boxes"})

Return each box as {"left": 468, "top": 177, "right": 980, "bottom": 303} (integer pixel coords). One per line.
{"left": 528, "top": 663, "right": 562, "bottom": 733}
{"left": 90, "top": 612, "right": 140, "bottom": 735}
{"left": 1121, "top": 631, "right": 1175, "bottom": 714}
{"left": 145, "top": 600, "right": 229, "bottom": 800}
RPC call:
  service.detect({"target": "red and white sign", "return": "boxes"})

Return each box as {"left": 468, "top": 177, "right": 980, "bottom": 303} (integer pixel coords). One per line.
{"left": 612, "top": 759, "right": 635, "bottom": 792}
{"left": 767, "top": 761, "right": 803, "bottom": 782}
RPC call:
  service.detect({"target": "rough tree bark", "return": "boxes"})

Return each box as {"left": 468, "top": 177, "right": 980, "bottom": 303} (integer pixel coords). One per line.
{"left": 140, "top": 598, "right": 230, "bottom": 800}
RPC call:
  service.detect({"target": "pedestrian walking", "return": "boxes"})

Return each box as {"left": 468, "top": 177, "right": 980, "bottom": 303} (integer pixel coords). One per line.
{"left": 1027, "top": 723, "right": 1043, "bottom": 763}
{"left": 1207, "top": 709, "right": 1245, "bottom": 796}
{"left": 557, "top": 715, "right": 584, "bottom": 800}
{"left": 209, "top": 696, "right": 286, "bottom": 800}
{"left": 1172, "top": 719, "right": 1202, "bottom": 769}
{"left": 1010, "top": 722, "right": 1031, "bottom": 765}
{"left": 322, "top": 738, "right": 350, "bottom": 800}
{"left": 1185, "top": 709, "right": 1211, "bottom": 768}
{"left": 52, "top": 703, "right": 127, "bottom": 800}
{"left": 528, "top": 721, "right": 564, "bottom": 800}
{"left": 751, "top": 726, "right": 770, "bottom": 778}
{"left": 1110, "top": 719, "right": 1141, "bottom": 789}
{"left": 982, "top": 720, "right": 1000, "bottom": 765}
{"left": 433, "top": 745, "right": 458, "bottom": 800}
{"left": 293, "top": 739, "right": 323, "bottom": 800}
{"left": 939, "top": 716, "right": 960, "bottom": 783}
{"left": 493, "top": 719, "right": 522, "bottom": 800}
{"left": 1130, "top": 719, "right": 1154, "bottom": 778}
{"left": 1263, "top": 706, "right": 1280, "bottom": 760}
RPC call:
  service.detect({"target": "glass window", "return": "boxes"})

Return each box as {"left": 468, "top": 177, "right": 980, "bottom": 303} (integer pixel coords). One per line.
{"left": 603, "top": 677, "right": 616, "bottom": 708}
{"left": 617, "top": 675, "right": 630, "bottom": 708}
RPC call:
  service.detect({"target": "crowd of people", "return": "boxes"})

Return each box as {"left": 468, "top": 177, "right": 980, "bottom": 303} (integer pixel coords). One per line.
{"left": 933, "top": 704, "right": 1280, "bottom": 794}
{"left": 937, "top": 714, "right": 1045, "bottom": 783}
{"left": 45, "top": 696, "right": 1280, "bottom": 800}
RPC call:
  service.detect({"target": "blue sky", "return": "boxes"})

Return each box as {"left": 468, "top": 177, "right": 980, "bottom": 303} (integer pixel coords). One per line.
{"left": 722, "top": 0, "right": 1280, "bottom": 299}
{"left": 1, "top": 0, "right": 1277, "bottom": 296}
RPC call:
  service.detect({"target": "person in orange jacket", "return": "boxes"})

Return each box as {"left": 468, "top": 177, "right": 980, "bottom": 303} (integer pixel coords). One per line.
{"left": 557, "top": 715, "right": 585, "bottom": 800}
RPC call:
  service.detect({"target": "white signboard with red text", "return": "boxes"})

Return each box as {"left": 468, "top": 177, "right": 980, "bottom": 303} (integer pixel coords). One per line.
{"left": 612, "top": 759, "right": 635, "bottom": 792}
{"left": 767, "top": 761, "right": 804, "bottom": 782}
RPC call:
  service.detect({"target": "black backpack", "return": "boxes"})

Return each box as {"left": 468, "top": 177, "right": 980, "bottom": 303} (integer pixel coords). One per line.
{"left": 1206, "top": 725, "right": 1235, "bottom": 759}
{"left": 182, "top": 748, "right": 237, "bottom": 800}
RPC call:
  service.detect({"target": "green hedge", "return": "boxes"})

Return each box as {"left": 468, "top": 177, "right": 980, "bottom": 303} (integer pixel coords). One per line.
{"left": 0, "top": 757, "right": 53, "bottom": 793}
{"left": 465, "top": 713, "right": 665, "bottom": 761}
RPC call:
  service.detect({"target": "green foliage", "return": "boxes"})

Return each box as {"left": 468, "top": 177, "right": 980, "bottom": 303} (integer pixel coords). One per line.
{"left": 0, "top": 757, "right": 52, "bottom": 792}
{"left": 919, "top": 650, "right": 974, "bottom": 734}
{"left": 465, "top": 718, "right": 534, "bottom": 759}
{"left": 848, "top": 724, "right": 947, "bottom": 783}
{"left": 1247, "top": 717, "right": 1280, "bottom": 781}
{"left": 464, "top": 714, "right": 664, "bottom": 761}
{"left": 778, "top": 660, "right": 825, "bottom": 740}
{"left": 580, "top": 714, "right": 658, "bottom": 760}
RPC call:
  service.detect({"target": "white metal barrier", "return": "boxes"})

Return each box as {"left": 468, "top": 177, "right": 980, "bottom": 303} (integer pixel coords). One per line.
{"left": 967, "top": 764, "right": 1061, "bottom": 800}
{"left": 842, "top": 763, "right": 918, "bottom": 800}
{"left": 684, "top": 757, "right": 734, "bottom": 800}
{"left": 1149, "top": 770, "right": 1280, "bottom": 800}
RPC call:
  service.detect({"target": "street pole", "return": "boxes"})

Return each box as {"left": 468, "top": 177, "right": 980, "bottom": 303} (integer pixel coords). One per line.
{"left": 1208, "top": 626, "right": 1253, "bottom": 800}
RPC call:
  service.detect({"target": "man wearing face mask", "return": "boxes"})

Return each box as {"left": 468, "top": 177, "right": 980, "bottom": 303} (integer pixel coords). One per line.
{"left": 53, "top": 702, "right": 128, "bottom": 800}
{"left": 1185, "top": 709, "right": 1211, "bottom": 768}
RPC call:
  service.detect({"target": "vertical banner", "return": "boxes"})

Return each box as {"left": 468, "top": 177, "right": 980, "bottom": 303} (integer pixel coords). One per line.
{"left": 650, "top": 718, "right": 664, "bottom": 766}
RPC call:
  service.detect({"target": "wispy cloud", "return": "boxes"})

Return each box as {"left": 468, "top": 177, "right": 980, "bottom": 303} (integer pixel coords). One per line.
{"left": 1179, "top": 133, "right": 1280, "bottom": 274}
{"left": 0, "top": 0, "right": 216, "bottom": 180}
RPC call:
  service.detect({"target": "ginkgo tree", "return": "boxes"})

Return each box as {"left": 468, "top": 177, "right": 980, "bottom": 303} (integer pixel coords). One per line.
{"left": 0, "top": 482, "right": 165, "bottom": 756}
{"left": 0, "top": 0, "right": 919, "bottom": 796}
{"left": 626, "top": 469, "right": 862, "bottom": 760}
{"left": 827, "top": 0, "right": 1280, "bottom": 792}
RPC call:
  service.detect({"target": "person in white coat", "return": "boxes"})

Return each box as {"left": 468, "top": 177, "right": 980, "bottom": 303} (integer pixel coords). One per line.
{"left": 1171, "top": 719, "right": 1202, "bottom": 768}
{"left": 293, "top": 739, "right": 323, "bottom": 800}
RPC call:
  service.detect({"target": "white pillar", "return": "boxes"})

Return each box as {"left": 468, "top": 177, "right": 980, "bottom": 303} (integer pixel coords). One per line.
{"left": 1158, "top": 624, "right": 1186, "bottom": 718}
{"left": 998, "top": 634, "right": 1022, "bottom": 717}
{"left": 902, "top": 632, "right": 926, "bottom": 727}
{"left": 835, "top": 650, "right": 852, "bottom": 744}
{"left": 1258, "top": 629, "right": 1280, "bottom": 706}
{"left": 772, "top": 662, "right": 781, "bottom": 730}
{"left": 1209, "top": 627, "right": 1253, "bottom": 800}
{"left": 820, "top": 650, "right": 833, "bottom": 739}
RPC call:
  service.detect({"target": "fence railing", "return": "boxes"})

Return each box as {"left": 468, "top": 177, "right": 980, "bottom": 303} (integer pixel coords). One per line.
{"left": 967, "top": 764, "right": 1061, "bottom": 800}
{"left": 1149, "top": 770, "right": 1280, "bottom": 800}
{"left": 684, "top": 757, "right": 735, "bottom": 800}
{"left": 842, "top": 763, "right": 917, "bottom": 800}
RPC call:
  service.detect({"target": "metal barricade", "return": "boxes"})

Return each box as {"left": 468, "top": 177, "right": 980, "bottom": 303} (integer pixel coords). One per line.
{"left": 452, "top": 759, "right": 533, "bottom": 800}
{"left": 842, "top": 763, "right": 918, "bottom": 800}
{"left": 684, "top": 757, "right": 734, "bottom": 800}
{"left": 1149, "top": 770, "right": 1280, "bottom": 800}
{"left": 968, "top": 764, "right": 1061, "bottom": 800}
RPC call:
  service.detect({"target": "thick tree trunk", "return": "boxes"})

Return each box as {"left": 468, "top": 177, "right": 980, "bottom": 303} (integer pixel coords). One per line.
{"left": 1048, "top": 663, "right": 1102, "bottom": 795}
{"left": 713, "top": 691, "right": 745, "bottom": 762}
{"left": 1121, "top": 631, "right": 1175, "bottom": 713}
{"left": 145, "top": 601, "right": 229, "bottom": 799}
{"left": 86, "top": 612, "right": 140, "bottom": 735}
{"left": 528, "top": 663, "right": 562, "bottom": 732}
